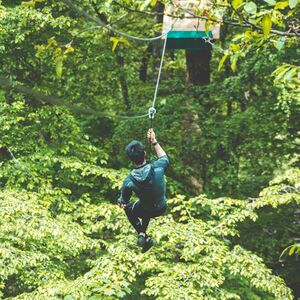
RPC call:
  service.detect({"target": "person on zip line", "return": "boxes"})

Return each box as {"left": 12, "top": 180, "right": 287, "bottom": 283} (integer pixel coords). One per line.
{"left": 118, "top": 128, "right": 169, "bottom": 253}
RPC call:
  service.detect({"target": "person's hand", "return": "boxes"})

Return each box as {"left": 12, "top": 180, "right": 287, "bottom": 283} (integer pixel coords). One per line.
{"left": 147, "top": 128, "right": 157, "bottom": 144}
{"left": 117, "top": 198, "right": 126, "bottom": 209}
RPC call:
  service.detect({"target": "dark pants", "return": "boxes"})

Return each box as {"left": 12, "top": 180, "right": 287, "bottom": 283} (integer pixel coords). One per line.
{"left": 124, "top": 201, "right": 166, "bottom": 234}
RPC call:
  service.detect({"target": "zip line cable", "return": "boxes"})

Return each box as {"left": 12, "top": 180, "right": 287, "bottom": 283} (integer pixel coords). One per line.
{"left": 0, "top": 3, "right": 221, "bottom": 122}
{"left": 104, "top": 25, "right": 172, "bottom": 42}
{"left": 0, "top": 30, "right": 169, "bottom": 121}
{"left": 64, "top": 0, "right": 175, "bottom": 42}
{"left": 59, "top": 0, "right": 175, "bottom": 121}
{"left": 62, "top": 13, "right": 128, "bottom": 47}
{"left": 63, "top": 0, "right": 223, "bottom": 119}
{"left": 146, "top": 36, "right": 168, "bottom": 158}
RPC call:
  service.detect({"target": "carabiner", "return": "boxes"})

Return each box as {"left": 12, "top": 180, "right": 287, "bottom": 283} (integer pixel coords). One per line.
{"left": 148, "top": 107, "right": 156, "bottom": 120}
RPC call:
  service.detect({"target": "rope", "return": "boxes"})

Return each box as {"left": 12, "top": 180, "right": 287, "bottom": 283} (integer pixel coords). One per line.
{"left": 147, "top": 118, "right": 153, "bottom": 160}
{"left": 62, "top": 0, "right": 174, "bottom": 122}
{"left": 103, "top": 26, "right": 172, "bottom": 42}
{"left": 146, "top": 36, "right": 167, "bottom": 160}
{"left": 63, "top": 13, "right": 128, "bottom": 47}
{"left": 64, "top": 0, "right": 175, "bottom": 42}
{"left": 152, "top": 36, "right": 168, "bottom": 108}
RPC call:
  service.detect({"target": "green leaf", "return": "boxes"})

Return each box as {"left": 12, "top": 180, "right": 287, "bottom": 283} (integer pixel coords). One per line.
{"left": 230, "top": 56, "right": 238, "bottom": 72}
{"left": 274, "top": 1, "right": 289, "bottom": 9}
{"left": 262, "top": 14, "right": 272, "bottom": 37}
{"left": 104, "top": 289, "right": 115, "bottom": 296}
{"left": 274, "top": 66, "right": 291, "bottom": 81}
{"left": 89, "top": 296, "right": 103, "bottom": 300}
{"left": 0, "top": 90, "right": 5, "bottom": 101}
{"left": 232, "top": 0, "right": 243, "bottom": 10}
{"left": 244, "top": 2, "right": 257, "bottom": 14}
{"left": 205, "top": 21, "right": 211, "bottom": 34}
{"left": 218, "top": 54, "right": 229, "bottom": 71}
{"left": 289, "top": 0, "right": 298, "bottom": 8}
{"left": 279, "top": 246, "right": 290, "bottom": 260}
{"left": 64, "top": 295, "right": 75, "bottom": 300}
{"left": 56, "top": 57, "right": 63, "bottom": 78}
{"left": 116, "top": 291, "right": 126, "bottom": 297}
{"left": 284, "top": 68, "right": 297, "bottom": 81}
{"left": 230, "top": 43, "right": 240, "bottom": 51}
{"left": 64, "top": 45, "right": 75, "bottom": 55}
{"left": 288, "top": 245, "right": 296, "bottom": 256}
{"left": 21, "top": 1, "right": 36, "bottom": 7}
{"left": 110, "top": 37, "right": 119, "bottom": 52}
{"left": 263, "top": 0, "right": 276, "bottom": 5}
{"left": 110, "top": 37, "right": 129, "bottom": 52}
{"left": 273, "top": 37, "right": 286, "bottom": 50}
{"left": 150, "top": 0, "right": 158, "bottom": 6}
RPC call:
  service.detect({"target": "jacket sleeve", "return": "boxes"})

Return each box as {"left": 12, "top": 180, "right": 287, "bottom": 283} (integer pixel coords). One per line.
{"left": 118, "top": 176, "right": 133, "bottom": 205}
{"left": 152, "top": 155, "right": 169, "bottom": 170}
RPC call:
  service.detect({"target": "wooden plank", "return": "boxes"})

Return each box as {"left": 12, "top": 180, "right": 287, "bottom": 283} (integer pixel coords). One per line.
{"left": 163, "top": 0, "right": 220, "bottom": 39}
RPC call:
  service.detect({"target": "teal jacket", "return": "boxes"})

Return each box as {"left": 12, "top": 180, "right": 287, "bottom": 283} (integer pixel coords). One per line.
{"left": 118, "top": 155, "right": 169, "bottom": 211}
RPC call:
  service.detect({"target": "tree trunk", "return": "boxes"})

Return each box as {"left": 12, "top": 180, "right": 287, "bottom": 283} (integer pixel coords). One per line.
{"left": 138, "top": 3, "right": 164, "bottom": 82}
{"left": 116, "top": 55, "right": 130, "bottom": 109}
{"left": 185, "top": 48, "right": 212, "bottom": 85}
{"left": 152, "top": 3, "right": 165, "bottom": 76}
{"left": 139, "top": 44, "right": 153, "bottom": 82}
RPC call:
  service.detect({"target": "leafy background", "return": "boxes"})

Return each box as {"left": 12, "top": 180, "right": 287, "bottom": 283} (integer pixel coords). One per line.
{"left": 0, "top": 0, "right": 299, "bottom": 299}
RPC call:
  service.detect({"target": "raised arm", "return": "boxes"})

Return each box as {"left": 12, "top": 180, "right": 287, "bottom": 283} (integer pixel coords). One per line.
{"left": 147, "top": 128, "right": 166, "bottom": 158}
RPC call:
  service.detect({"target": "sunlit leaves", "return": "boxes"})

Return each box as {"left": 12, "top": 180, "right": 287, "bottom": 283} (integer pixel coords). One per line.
{"left": 274, "top": 1, "right": 290, "bottom": 9}
{"left": 232, "top": 0, "right": 244, "bottom": 10}
{"left": 218, "top": 53, "right": 229, "bottom": 71}
{"left": 272, "top": 64, "right": 300, "bottom": 85}
{"left": 21, "top": 0, "right": 44, "bottom": 8}
{"left": 263, "top": 0, "right": 276, "bottom": 6}
{"left": 150, "top": 0, "right": 158, "bottom": 6}
{"left": 273, "top": 36, "right": 286, "bottom": 50}
{"left": 262, "top": 14, "right": 272, "bottom": 37}
{"left": 0, "top": 0, "right": 299, "bottom": 299}
{"left": 0, "top": 190, "right": 97, "bottom": 293}
{"left": 0, "top": 98, "right": 297, "bottom": 299}
{"left": 56, "top": 56, "right": 63, "bottom": 78}
{"left": 230, "top": 55, "right": 238, "bottom": 72}
{"left": 244, "top": 2, "right": 257, "bottom": 14}
{"left": 213, "top": 0, "right": 298, "bottom": 75}
{"left": 226, "top": 246, "right": 293, "bottom": 299}
{"left": 280, "top": 243, "right": 300, "bottom": 261}
{"left": 289, "top": 0, "right": 299, "bottom": 8}
{"left": 205, "top": 20, "right": 211, "bottom": 34}
{"left": 8, "top": 197, "right": 295, "bottom": 300}
{"left": 110, "top": 36, "right": 130, "bottom": 52}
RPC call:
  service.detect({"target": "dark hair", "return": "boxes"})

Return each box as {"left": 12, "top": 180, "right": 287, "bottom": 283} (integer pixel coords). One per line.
{"left": 125, "top": 140, "right": 145, "bottom": 164}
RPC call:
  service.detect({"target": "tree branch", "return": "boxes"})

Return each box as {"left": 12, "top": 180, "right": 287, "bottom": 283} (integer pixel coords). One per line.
{"left": 113, "top": 0, "right": 300, "bottom": 38}
{"left": 183, "top": 7, "right": 300, "bottom": 38}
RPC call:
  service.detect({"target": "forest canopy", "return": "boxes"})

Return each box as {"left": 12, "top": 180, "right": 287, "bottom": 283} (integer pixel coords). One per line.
{"left": 0, "top": 0, "right": 299, "bottom": 299}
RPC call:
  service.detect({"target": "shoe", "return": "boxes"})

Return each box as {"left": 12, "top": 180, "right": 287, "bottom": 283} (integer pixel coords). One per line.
{"left": 137, "top": 233, "right": 146, "bottom": 247}
{"left": 141, "top": 238, "right": 156, "bottom": 253}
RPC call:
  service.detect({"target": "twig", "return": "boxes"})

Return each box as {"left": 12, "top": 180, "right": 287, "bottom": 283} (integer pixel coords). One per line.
{"left": 184, "top": 6, "right": 300, "bottom": 38}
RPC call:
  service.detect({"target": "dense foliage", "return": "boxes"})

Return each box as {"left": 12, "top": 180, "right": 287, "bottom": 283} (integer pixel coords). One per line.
{"left": 0, "top": 0, "right": 299, "bottom": 299}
